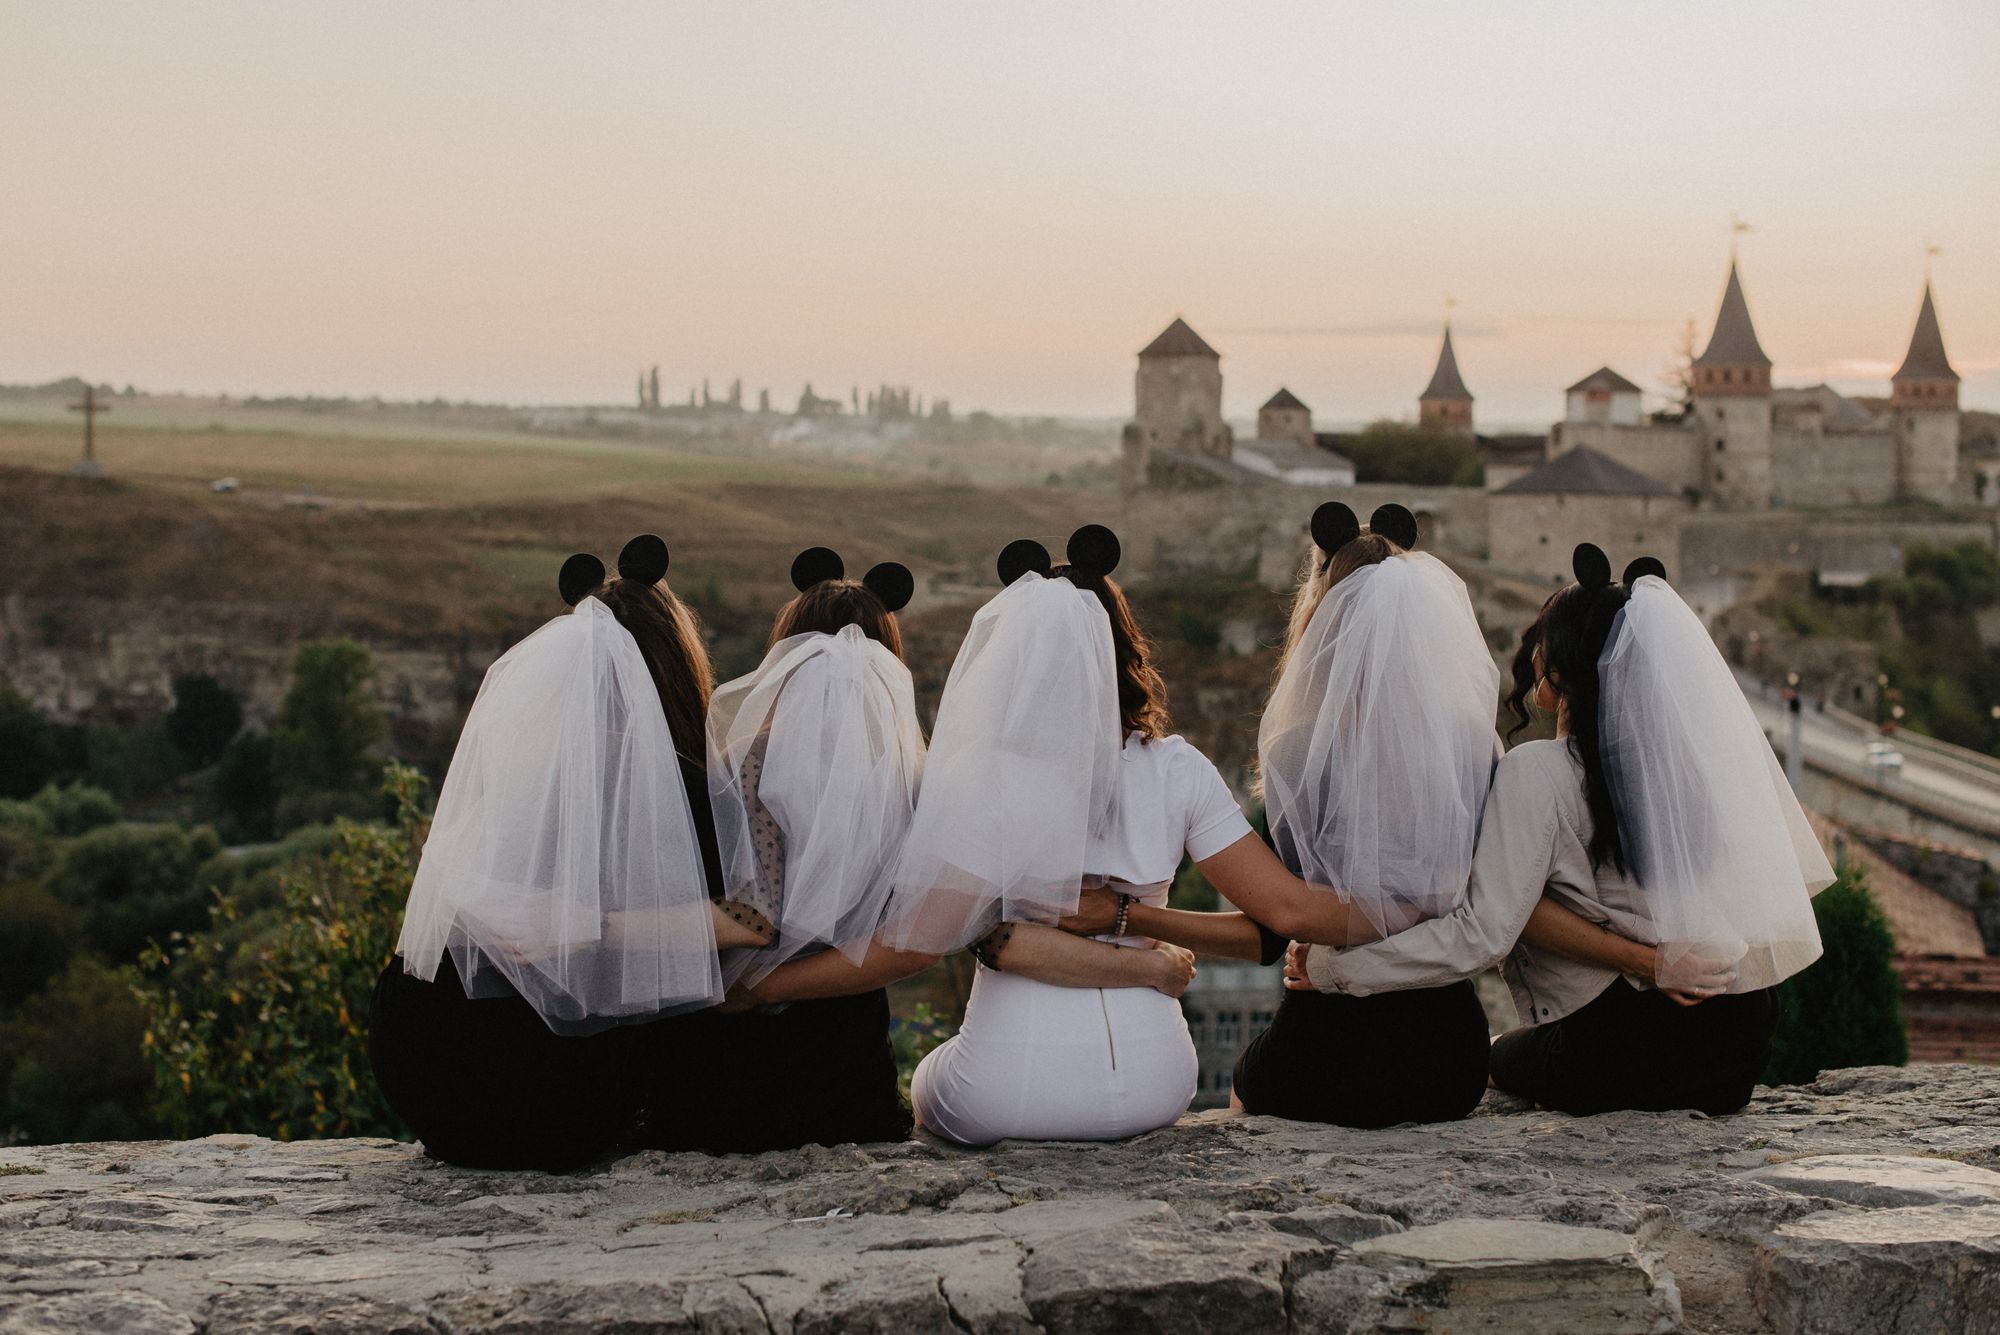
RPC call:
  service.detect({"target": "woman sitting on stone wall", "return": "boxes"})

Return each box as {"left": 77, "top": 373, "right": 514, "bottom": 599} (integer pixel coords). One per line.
{"left": 629, "top": 549, "right": 927, "bottom": 1152}
{"left": 370, "top": 537, "right": 771, "bottom": 1172}
{"left": 1292, "top": 544, "right": 1833, "bottom": 1116}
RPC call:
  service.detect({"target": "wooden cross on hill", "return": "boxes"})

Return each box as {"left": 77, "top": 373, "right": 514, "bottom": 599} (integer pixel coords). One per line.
{"left": 68, "top": 384, "right": 110, "bottom": 476}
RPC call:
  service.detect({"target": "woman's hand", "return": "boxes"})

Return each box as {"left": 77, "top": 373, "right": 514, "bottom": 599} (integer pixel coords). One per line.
{"left": 1145, "top": 941, "right": 1197, "bottom": 999}
{"left": 1282, "top": 940, "right": 1316, "bottom": 991}
{"left": 1650, "top": 945, "right": 1737, "bottom": 1006}
{"left": 714, "top": 980, "right": 765, "bottom": 1014}
{"left": 1057, "top": 884, "right": 1121, "bottom": 936}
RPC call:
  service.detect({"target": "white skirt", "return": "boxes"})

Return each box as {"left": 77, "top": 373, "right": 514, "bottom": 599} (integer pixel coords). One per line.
{"left": 911, "top": 951, "right": 1198, "bottom": 1147}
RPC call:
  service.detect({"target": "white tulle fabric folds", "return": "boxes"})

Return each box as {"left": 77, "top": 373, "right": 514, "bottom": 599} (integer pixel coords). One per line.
{"left": 1599, "top": 575, "right": 1832, "bottom": 992}
{"left": 878, "top": 573, "right": 1120, "bottom": 954}
{"left": 1259, "top": 554, "right": 1501, "bottom": 939}
{"left": 707, "top": 625, "right": 926, "bottom": 986}
{"left": 397, "top": 598, "right": 721, "bottom": 1033}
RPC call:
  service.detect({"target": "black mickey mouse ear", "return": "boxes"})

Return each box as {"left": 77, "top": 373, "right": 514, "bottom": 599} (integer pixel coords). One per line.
{"left": 1573, "top": 543, "right": 1612, "bottom": 589}
{"left": 862, "top": 562, "right": 915, "bottom": 613}
{"left": 558, "top": 553, "right": 605, "bottom": 607}
{"left": 1310, "top": 501, "right": 1360, "bottom": 556}
{"left": 1369, "top": 503, "right": 1418, "bottom": 551}
{"left": 1066, "top": 525, "right": 1121, "bottom": 579}
{"left": 617, "top": 534, "right": 670, "bottom": 584}
{"left": 790, "top": 546, "right": 845, "bottom": 592}
{"left": 997, "top": 538, "right": 1052, "bottom": 586}
{"left": 1623, "top": 556, "right": 1667, "bottom": 586}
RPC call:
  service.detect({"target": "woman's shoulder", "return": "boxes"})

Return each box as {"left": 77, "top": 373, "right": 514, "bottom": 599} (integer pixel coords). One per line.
{"left": 1496, "top": 738, "right": 1582, "bottom": 790}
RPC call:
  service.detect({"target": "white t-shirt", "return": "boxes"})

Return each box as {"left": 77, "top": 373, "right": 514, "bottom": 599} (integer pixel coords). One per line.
{"left": 1086, "top": 733, "right": 1254, "bottom": 896}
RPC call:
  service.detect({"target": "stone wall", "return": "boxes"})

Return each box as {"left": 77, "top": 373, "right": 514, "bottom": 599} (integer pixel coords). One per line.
{"left": 1550, "top": 419, "right": 1700, "bottom": 491}
{"left": 1771, "top": 427, "right": 1898, "bottom": 508}
{"left": 1488, "top": 492, "right": 1686, "bottom": 590}
{"left": 6, "top": 1066, "right": 1998, "bottom": 1334}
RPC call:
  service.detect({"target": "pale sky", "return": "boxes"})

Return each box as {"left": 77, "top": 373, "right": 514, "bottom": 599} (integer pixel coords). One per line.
{"left": 4, "top": 1, "right": 1997, "bottom": 426}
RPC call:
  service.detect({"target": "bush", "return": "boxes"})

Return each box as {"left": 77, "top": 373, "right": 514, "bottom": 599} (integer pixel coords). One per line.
{"left": 889, "top": 1004, "right": 956, "bottom": 1103}
{"left": 83, "top": 720, "right": 191, "bottom": 801}
{"left": 166, "top": 674, "right": 245, "bottom": 767}
{"left": 136, "top": 765, "right": 428, "bottom": 1141}
{"left": 272, "top": 640, "right": 385, "bottom": 803}
{"left": 30, "top": 782, "right": 121, "bottom": 837}
{"left": 1341, "top": 420, "right": 1484, "bottom": 488}
{"left": 214, "top": 729, "right": 278, "bottom": 842}
{"left": 1765, "top": 864, "right": 1908, "bottom": 1085}
{"left": 0, "top": 689, "right": 59, "bottom": 800}
{"left": 0, "top": 883, "right": 84, "bottom": 1010}
{"left": 0, "top": 801, "right": 57, "bottom": 885}
{"left": 43, "top": 821, "right": 225, "bottom": 964}
{"left": 1, "top": 956, "right": 157, "bottom": 1145}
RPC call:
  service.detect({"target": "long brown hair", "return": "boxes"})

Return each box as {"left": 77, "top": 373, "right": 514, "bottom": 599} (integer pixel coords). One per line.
{"left": 768, "top": 580, "right": 905, "bottom": 661}
{"left": 1052, "top": 564, "right": 1170, "bottom": 742}
{"left": 592, "top": 576, "right": 715, "bottom": 766}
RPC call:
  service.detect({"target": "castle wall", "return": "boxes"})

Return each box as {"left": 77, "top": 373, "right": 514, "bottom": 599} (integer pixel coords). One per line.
{"left": 1693, "top": 394, "right": 1773, "bottom": 509}
{"left": 1550, "top": 421, "right": 1700, "bottom": 492}
{"left": 1770, "top": 428, "right": 1898, "bottom": 507}
{"left": 1488, "top": 492, "right": 1686, "bottom": 590}
{"left": 1897, "top": 408, "right": 1960, "bottom": 504}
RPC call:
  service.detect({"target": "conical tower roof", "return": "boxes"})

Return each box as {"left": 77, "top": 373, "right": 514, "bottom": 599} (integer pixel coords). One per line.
{"left": 1261, "top": 387, "right": 1308, "bottom": 411}
{"left": 1694, "top": 261, "right": 1771, "bottom": 368}
{"left": 1421, "top": 325, "right": 1473, "bottom": 401}
{"left": 1892, "top": 284, "right": 1959, "bottom": 383}
{"left": 1139, "top": 317, "right": 1220, "bottom": 359}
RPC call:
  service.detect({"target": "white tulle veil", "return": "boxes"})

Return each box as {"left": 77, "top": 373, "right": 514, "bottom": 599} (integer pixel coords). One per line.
{"left": 878, "top": 564, "right": 1121, "bottom": 954}
{"left": 707, "top": 623, "right": 926, "bottom": 986}
{"left": 397, "top": 596, "right": 721, "bottom": 1033}
{"left": 1259, "top": 544, "right": 1501, "bottom": 938}
{"left": 1599, "top": 572, "right": 1832, "bottom": 991}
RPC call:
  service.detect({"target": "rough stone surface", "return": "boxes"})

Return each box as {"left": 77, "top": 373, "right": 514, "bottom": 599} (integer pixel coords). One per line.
{"left": 2, "top": 1066, "right": 1998, "bottom": 1334}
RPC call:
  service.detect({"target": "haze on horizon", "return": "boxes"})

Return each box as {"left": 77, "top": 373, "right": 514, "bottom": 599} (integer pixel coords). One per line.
{"left": 4, "top": 0, "right": 1997, "bottom": 427}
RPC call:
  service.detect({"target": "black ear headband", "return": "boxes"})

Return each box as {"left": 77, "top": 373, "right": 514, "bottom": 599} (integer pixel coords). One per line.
{"left": 1572, "top": 543, "right": 1613, "bottom": 590}
{"left": 558, "top": 553, "right": 606, "bottom": 606}
{"left": 560, "top": 535, "right": 671, "bottom": 605}
{"left": 1310, "top": 502, "right": 1360, "bottom": 561}
{"left": 997, "top": 525, "right": 1123, "bottom": 587}
{"left": 1369, "top": 504, "right": 1418, "bottom": 551}
{"left": 1623, "top": 556, "right": 1667, "bottom": 586}
{"left": 791, "top": 546, "right": 916, "bottom": 613}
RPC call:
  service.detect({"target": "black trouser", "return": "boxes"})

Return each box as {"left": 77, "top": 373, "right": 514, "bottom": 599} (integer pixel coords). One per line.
{"left": 634, "top": 988, "right": 912, "bottom": 1153}
{"left": 1232, "top": 980, "right": 1491, "bottom": 1129}
{"left": 1488, "top": 977, "right": 1777, "bottom": 1116}
{"left": 368, "top": 955, "right": 636, "bottom": 1172}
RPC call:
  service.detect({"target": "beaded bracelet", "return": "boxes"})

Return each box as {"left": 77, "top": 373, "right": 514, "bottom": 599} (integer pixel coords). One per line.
{"left": 1111, "top": 892, "right": 1132, "bottom": 938}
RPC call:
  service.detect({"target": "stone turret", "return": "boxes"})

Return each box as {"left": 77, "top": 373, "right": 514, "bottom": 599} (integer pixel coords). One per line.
{"left": 1122, "top": 317, "right": 1233, "bottom": 488}
{"left": 1691, "top": 260, "right": 1774, "bottom": 509}
{"left": 1256, "top": 388, "right": 1313, "bottom": 448}
{"left": 1418, "top": 325, "right": 1474, "bottom": 437}
{"left": 1892, "top": 283, "right": 1961, "bottom": 504}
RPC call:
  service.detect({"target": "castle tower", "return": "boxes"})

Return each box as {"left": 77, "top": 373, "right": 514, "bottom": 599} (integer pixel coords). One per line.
{"left": 1690, "top": 259, "right": 1773, "bottom": 509}
{"left": 1257, "top": 388, "right": 1313, "bottom": 448}
{"left": 1122, "top": 318, "right": 1232, "bottom": 487}
{"left": 1418, "top": 325, "right": 1474, "bottom": 436}
{"left": 1891, "top": 282, "right": 1961, "bottom": 504}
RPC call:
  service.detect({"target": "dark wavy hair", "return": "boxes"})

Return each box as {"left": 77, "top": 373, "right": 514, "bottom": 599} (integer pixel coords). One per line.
{"left": 769, "top": 580, "right": 905, "bottom": 661}
{"left": 592, "top": 576, "right": 715, "bottom": 768}
{"left": 1051, "top": 564, "right": 1170, "bottom": 742}
{"left": 1504, "top": 581, "right": 1632, "bottom": 875}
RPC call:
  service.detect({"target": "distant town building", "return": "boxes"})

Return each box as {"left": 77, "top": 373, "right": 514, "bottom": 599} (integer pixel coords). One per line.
{"left": 1237, "top": 388, "right": 1357, "bottom": 487}
{"left": 1417, "top": 325, "right": 1475, "bottom": 437}
{"left": 1489, "top": 446, "right": 1686, "bottom": 587}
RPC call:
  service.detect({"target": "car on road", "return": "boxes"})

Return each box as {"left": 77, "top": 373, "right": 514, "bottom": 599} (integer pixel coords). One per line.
{"left": 1864, "top": 741, "right": 1905, "bottom": 772}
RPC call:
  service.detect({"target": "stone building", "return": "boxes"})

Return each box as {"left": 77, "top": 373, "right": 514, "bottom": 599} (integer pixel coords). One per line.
{"left": 1418, "top": 325, "right": 1474, "bottom": 436}
{"left": 1539, "top": 258, "right": 1970, "bottom": 510}
{"left": 1255, "top": 388, "right": 1313, "bottom": 447}
{"left": 1489, "top": 445, "right": 1687, "bottom": 587}
{"left": 1120, "top": 318, "right": 1233, "bottom": 487}
{"left": 1236, "top": 388, "right": 1358, "bottom": 487}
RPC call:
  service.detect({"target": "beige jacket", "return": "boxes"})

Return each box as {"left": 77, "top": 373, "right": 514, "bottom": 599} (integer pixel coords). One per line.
{"left": 1305, "top": 738, "right": 1655, "bottom": 1025}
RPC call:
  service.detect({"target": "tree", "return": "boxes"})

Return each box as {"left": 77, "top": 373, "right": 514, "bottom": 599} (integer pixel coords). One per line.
{"left": 166, "top": 674, "right": 244, "bottom": 768}
{"left": 1340, "top": 420, "right": 1483, "bottom": 487}
{"left": 0, "top": 883, "right": 84, "bottom": 1010}
{"left": 137, "top": 765, "right": 428, "bottom": 1141}
{"left": 42, "top": 821, "right": 226, "bottom": 964}
{"left": 0, "top": 689, "right": 59, "bottom": 800}
{"left": 30, "top": 782, "right": 121, "bottom": 837}
{"left": 1765, "top": 863, "right": 1908, "bottom": 1085}
{"left": 1, "top": 956, "right": 156, "bottom": 1144}
{"left": 272, "top": 640, "right": 385, "bottom": 802}
{"left": 214, "top": 730, "right": 278, "bottom": 842}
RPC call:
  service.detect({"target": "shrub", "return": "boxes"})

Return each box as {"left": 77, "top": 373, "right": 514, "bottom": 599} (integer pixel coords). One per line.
{"left": 1341, "top": 420, "right": 1484, "bottom": 488}
{"left": 214, "top": 729, "right": 278, "bottom": 842}
{"left": 0, "top": 690, "right": 59, "bottom": 800}
{"left": 166, "top": 674, "right": 245, "bottom": 767}
{"left": 0, "top": 883, "right": 85, "bottom": 1010}
{"left": 83, "top": 720, "right": 190, "bottom": 801}
{"left": 0, "top": 801, "right": 57, "bottom": 885}
{"left": 43, "top": 821, "right": 225, "bottom": 964}
{"left": 1765, "top": 864, "right": 1908, "bottom": 1085}
{"left": 1, "top": 956, "right": 157, "bottom": 1145}
{"left": 30, "top": 782, "right": 121, "bottom": 837}
{"left": 272, "top": 640, "right": 385, "bottom": 803}
{"left": 136, "top": 765, "right": 427, "bottom": 1141}
{"left": 889, "top": 1003, "right": 956, "bottom": 1103}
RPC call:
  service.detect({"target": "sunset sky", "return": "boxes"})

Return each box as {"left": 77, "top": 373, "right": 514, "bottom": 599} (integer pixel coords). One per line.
{"left": 5, "top": 1, "right": 1996, "bottom": 426}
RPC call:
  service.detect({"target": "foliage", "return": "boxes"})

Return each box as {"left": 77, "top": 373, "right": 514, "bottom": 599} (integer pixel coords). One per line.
{"left": 0, "top": 883, "right": 85, "bottom": 1010}
{"left": 0, "top": 801, "right": 57, "bottom": 886}
{"left": 214, "top": 729, "right": 278, "bottom": 843}
{"left": 30, "top": 782, "right": 122, "bottom": 837}
{"left": 136, "top": 765, "right": 427, "bottom": 1141}
{"left": 44, "top": 821, "right": 225, "bottom": 964}
{"left": 272, "top": 639, "right": 386, "bottom": 814}
{"left": 1765, "top": 863, "right": 1908, "bottom": 1085}
{"left": 1, "top": 956, "right": 157, "bottom": 1145}
{"left": 0, "top": 689, "right": 59, "bottom": 800}
{"left": 889, "top": 1003, "right": 957, "bottom": 1103}
{"left": 1341, "top": 419, "right": 1483, "bottom": 488}
{"left": 166, "top": 673, "right": 245, "bottom": 767}
{"left": 83, "top": 720, "right": 191, "bottom": 801}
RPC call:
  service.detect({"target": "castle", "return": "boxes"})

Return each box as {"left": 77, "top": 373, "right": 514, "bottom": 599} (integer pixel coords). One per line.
{"left": 1120, "top": 255, "right": 1971, "bottom": 511}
